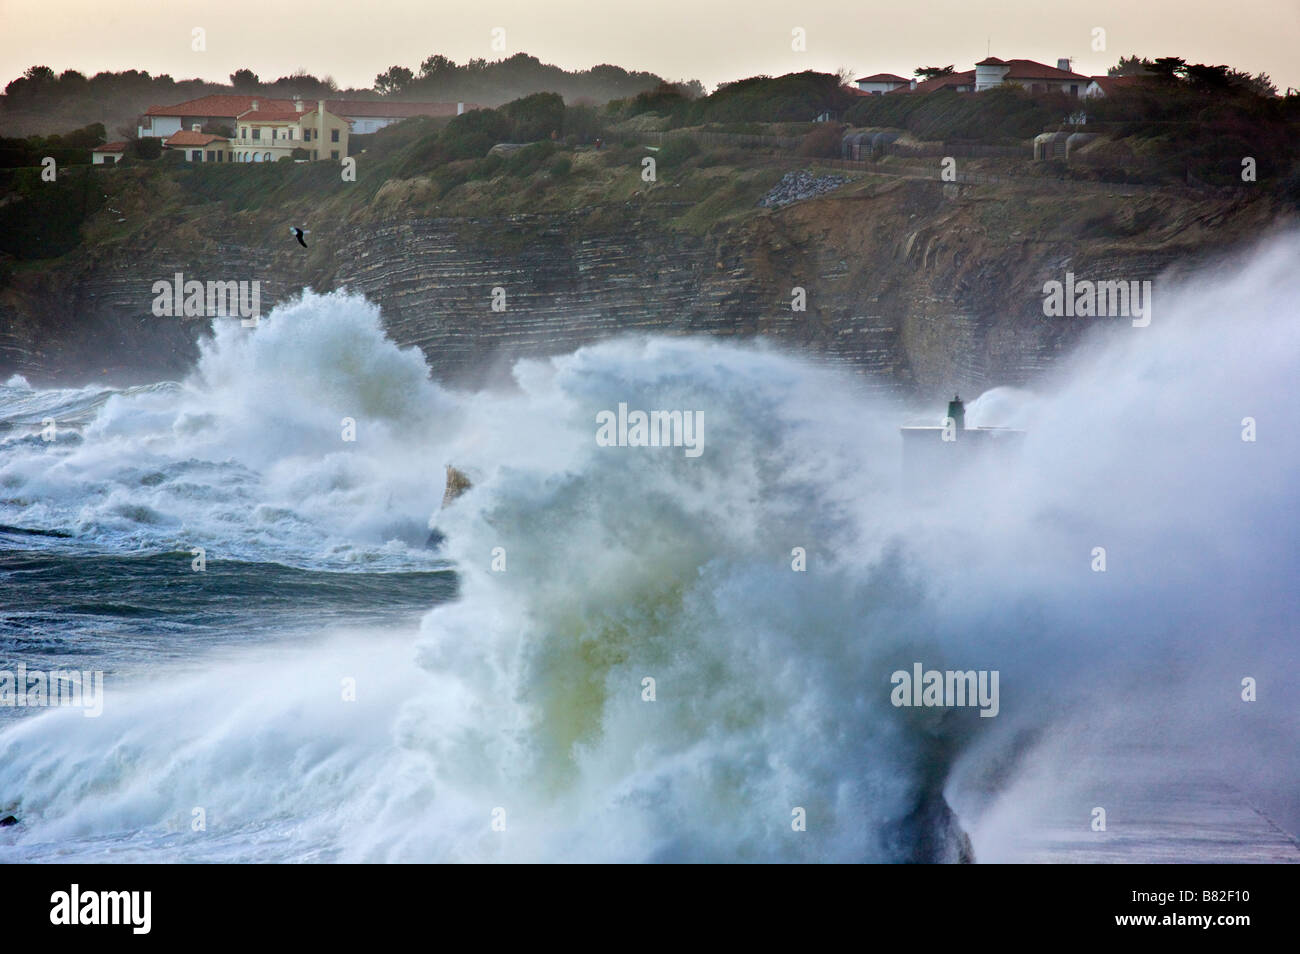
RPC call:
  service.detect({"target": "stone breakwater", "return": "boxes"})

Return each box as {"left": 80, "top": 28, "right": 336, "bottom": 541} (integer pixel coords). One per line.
{"left": 758, "top": 170, "right": 850, "bottom": 208}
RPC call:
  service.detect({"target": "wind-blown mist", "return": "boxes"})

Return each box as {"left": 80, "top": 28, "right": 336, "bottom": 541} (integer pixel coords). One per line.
{"left": 1, "top": 233, "right": 1297, "bottom": 863}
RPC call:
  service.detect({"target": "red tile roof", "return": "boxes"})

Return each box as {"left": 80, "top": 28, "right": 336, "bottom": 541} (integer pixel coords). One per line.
{"left": 94, "top": 141, "right": 129, "bottom": 152}
{"left": 144, "top": 95, "right": 298, "bottom": 117}
{"left": 855, "top": 73, "right": 909, "bottom": 84}
{"left": 163, "top": 130, "right": 229, "bottom": 147}
{"left": 144, "top": 94, "right": 481, "bottom": 121}
{"left": 976, "top": 58, "right": 1089, "bottom": 81}
{"left": 1001, "top": 59, "right": 1089, "bottom": 81}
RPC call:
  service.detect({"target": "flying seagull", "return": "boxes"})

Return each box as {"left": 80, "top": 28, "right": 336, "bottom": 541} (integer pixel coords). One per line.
{"left": 289, "top": 226, "right": 309, "bottom": 248}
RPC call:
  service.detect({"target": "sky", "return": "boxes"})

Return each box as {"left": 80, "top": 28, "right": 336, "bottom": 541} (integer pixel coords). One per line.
{"left": 2, "top": 0, "right": 1297, "bottom": 94}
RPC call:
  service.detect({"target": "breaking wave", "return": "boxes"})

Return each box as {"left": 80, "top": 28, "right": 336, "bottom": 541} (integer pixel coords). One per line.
{"left": 1, "top": 232, "right": 1298, "bottom": 862}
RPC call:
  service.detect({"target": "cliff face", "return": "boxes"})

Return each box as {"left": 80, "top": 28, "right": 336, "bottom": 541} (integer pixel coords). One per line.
{"left": 0, "top": 170, "right": 1285, "bottom": 398}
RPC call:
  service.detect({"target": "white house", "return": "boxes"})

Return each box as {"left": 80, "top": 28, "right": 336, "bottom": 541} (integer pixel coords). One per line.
{"left": 333, "top": 100, "right": 477, "bottom": 134}
{"left": 91, "top": 142, "right": 128, "bottom": 165}
{"left": 855, "top": 73, "right": 911, "bottom": 95}
{"left": 974, "top": 57, "right": 1090, "bottom": 97}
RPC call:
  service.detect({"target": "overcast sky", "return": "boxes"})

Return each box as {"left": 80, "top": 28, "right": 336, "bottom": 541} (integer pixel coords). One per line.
{"left": 2, "top": 0, "right": 1296, "bottom": 94}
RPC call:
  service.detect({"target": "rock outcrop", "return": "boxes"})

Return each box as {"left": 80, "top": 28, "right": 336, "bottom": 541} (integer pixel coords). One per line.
{"left": 0, "top": 171, "right": 1286, "bottom": 399}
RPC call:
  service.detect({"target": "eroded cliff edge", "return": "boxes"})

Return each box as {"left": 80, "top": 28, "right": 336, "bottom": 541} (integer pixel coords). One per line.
{"left": 0, "top": 165, "right": 1288, "bottom": 399}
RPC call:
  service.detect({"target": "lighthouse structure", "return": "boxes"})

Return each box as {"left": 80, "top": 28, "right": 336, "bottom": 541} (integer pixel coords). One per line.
{"left": 946, "top": 394, "right": 966, "bottom": 435}
{"left": 899, "top": 393, "right": 1025, "bottom": 490}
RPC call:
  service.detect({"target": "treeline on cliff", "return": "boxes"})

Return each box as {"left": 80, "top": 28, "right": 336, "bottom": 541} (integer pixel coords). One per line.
{"left": 0, "top": 122, "right": 107, "bottom": 167}
{"left": 611, "top": 71, "right": 852, "bottom": 126}
{"left": 0, "top": 55, "right": 687, "bottom": 139}
{"left": 371, "top": 53, "right": 697, "bottom": 105}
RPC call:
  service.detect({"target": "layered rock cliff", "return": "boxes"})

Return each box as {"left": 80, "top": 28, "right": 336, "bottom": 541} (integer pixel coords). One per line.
{"left": 0, "top": 162, "right": 1288, "bottom": 399}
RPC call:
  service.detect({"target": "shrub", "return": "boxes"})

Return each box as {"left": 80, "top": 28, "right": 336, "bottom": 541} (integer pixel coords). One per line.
{"left": 500, "top": 92, "right": 565, "bottom": 142}
{"left": 502, "top": 141, "right": 557, "bottom": 177}
{"left": 466, "top": 154, "right": 504, "bottom": 180}
{"left": 657, "top": 136, "right": 700, "bottom": 167}
{"left": 0, "top": 167, "right": 104, "bottom": 259}
{"left": 436, "top": 108, "right": 513, "bottom": 161}
{"left": 845, "top": 85, "right": 1068, "bottom": 142}
{"left": 682, "top": 71, "right": 852, "bottom": 125}
{"left": 798, "top": 123, "right": 845, "bottom": 157}
{"left": 132, "top": 138, "right": 163, "bottom": 160}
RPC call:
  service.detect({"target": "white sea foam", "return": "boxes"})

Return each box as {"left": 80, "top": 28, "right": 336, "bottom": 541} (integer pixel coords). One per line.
{"left": 1, "top": 234, "right": 1297, "bottom": 861}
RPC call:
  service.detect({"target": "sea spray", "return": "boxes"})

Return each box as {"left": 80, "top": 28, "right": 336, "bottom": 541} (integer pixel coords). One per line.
{"left": 0, "top": 235, "right": 1298, "bottom": 861}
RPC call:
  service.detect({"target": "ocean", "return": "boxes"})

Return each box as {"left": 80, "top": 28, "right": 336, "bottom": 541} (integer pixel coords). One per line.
{"left": 1, "top": 235, "right": 1297, "bottom": 862}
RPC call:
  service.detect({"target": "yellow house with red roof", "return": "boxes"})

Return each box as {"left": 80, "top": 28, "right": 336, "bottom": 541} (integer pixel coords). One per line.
{"left": 230, "top": 98, "right": 350, "bottom": 163}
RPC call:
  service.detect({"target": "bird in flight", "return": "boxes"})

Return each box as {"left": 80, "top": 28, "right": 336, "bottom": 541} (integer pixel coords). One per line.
{"left": 289, "top": 226, "right": 309, "bottom": 248}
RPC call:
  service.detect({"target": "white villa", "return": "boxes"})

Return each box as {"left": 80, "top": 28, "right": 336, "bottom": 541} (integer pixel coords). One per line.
{"left": 973, "top": 57, "right": 1090, "bottom": 97}
{"left": 854, "top": 72, "right": 911, "bottom": 95}
{"left": 859, "top": 57, "right": 1093, "bottom": 98}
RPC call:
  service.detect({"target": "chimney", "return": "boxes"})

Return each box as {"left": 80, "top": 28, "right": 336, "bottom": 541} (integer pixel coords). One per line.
{"left": 457, "top": 102, "right": 465, "bottom": 115}
{"left": 251, "top": 98, "right": 259, "bottom": 111}
{"left": 191, "top": 123, "right": 202, "bottom": 132}
{"left": 1057, "top": 58, "right": 1072, "bottom": 72}
{"left": 910, "top": 78, "right": 917, "bottom": 90}
{"left": 295, "top": 99, "right": 304, "bottom": 113}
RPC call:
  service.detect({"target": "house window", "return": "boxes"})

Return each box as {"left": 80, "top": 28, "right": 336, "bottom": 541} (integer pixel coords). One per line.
{"left": 331, "top": 128, "right": 339, "bottom": 142}
{"left": 287, "top": 129, "right": 294, "bottom": 140}
{"left": 252, "top": 128, "right": 260, "bottom": 140}
{"left": 330, "top": 150, "right": 339, "bottom": 160}
{"left": 191, "top": 150, "right": 202, "bottom": 161}
{"left": 241, "top": 127, "right": 247, "bottom": 139}
{"left": 206, "top": 150, "right": 214, "bottom": 161}
{"left": 1070, "top": 84, "right": 1079, "bottom": 95}
{"left": 217, "top": 151, "right": 223, "bottom": 162}
{"left": 142, "top": 116, "right": 152, "bottom": 130}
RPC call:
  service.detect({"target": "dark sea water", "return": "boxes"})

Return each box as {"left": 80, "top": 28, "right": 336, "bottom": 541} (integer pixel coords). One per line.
{"left": 0, "top": 545, "right": 455, "bottom": 724}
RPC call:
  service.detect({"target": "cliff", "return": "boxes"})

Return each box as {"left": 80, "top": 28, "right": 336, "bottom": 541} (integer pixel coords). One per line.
{"left": 0, "top": 157, "right": 1289, "bottom": 399}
